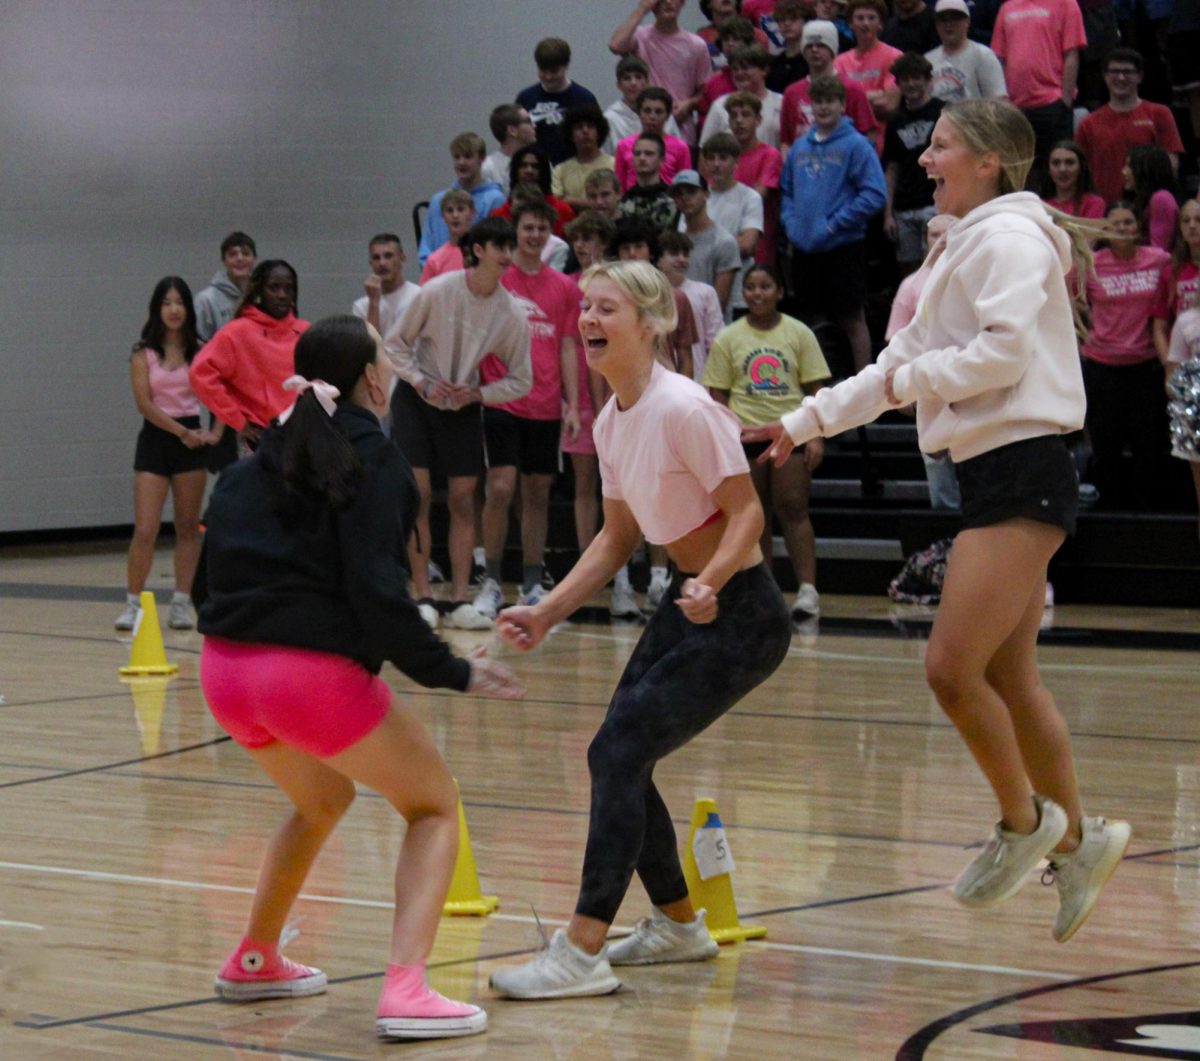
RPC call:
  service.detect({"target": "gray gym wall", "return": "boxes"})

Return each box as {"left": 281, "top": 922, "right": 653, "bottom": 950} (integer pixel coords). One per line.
{"left": 0, "top": 0, "right": 704, "bottom": 533}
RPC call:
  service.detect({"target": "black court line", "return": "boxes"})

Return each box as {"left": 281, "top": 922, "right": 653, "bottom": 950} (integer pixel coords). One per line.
{"left": 15, "top": 947, "right": 536, "bottom": 1032}
{"left": 0, "top": 737, "right": 230, "bottom": 789}
{"left": 894, "top": 958, "right": 1200, "bottom": 1060}
{"left": 0, "top": 626, "right": 202, "bottom": 655}
{"left": 1, "top": 686, "right": 198, "bottom": 711}
{"left": 746, "top": 883, "right": 948, "bottom": 919}
{"left": 87, "top": 1025, "right": 364, "bottom": 1061}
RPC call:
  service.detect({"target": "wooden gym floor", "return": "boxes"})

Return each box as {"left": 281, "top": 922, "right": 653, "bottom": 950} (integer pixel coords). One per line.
{"left": 2, "top": 541, "right": 1200, "bottom": 1059}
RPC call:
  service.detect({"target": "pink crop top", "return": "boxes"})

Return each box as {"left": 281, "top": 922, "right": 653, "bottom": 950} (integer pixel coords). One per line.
{"left": 594, "top": 362, "right": 748, "bottom": 544}
{"left": 144, "top": 347, "right": 200, "bottom": 419}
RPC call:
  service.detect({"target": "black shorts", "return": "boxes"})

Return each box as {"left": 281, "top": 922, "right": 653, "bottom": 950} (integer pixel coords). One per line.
{"left": 133, "top": 417, "right": 208, "bottom": 477}
{"left": 483, "top": 407, "right": 562, "bottom": 476}
{"left": 956, "top": 435, "right": 1079, "bottom": 535}
{"left": 390, "top": 380, "right": 484, "bottom": 478}
{"left": 791, "top": 241, "right": 867, "bottom": 320}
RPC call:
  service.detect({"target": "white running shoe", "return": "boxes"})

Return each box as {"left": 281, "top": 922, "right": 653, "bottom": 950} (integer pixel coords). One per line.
{"left": 167, "top": 597, "right": 194, "bottom": 630}
{"left": 472, "top": 578, "right": 503, "bottom": 620}
{"left": 489, "top": 929, "right": 621, "bottom": 1000}
{"left": 646, "top": 568, "right": 671, "bottom": 611}
{"left": 114, "top": 599, "right": 141, "bottom": 631}
{"left": 953, "top": 795, "right": 1068, "bottom": 908}
{"left": 416, "top": 599, "right": 439, "bottom": 629}
{"left": 606, "top": 908, "right": 719, "bottom": 966}
{"left": 792, "top": 583, "right": 820, "bottom": 620}
{"left": 444, "top": 602, "right": 495, "bottom": 631}
{"left": 517, "top": 583, "right": 547, "bottom": 607}
{"left": 428, "top": 560, "right": 447, "bottom": 584}
{"left": 1045, "top": 815, "right": 1131, "bottom": 942}
{"left": 610, "top": 577, "right": 641, "bottom": 620}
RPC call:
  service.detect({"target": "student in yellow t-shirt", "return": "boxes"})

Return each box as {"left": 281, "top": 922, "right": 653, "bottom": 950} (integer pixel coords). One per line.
{"left": 703, "top": 263, "right": 830, "bottom": 619}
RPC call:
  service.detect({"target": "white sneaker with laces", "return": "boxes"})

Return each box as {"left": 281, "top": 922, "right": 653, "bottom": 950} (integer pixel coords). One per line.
{"left": 646, "top": 568, "right": 671, "bottom": 611}
{"left": 953, "top": 795, "right": 1068, "bottom": 908}
{"left": 1045, "top": 815, "right": 1131, "bottom": 942}
{"left": 610, "top": 577, "right": 641, "bottom": 620}
{"left": 472, "top": 578, "right": 504, "bottom": 619}
{"left": 489, "top": 929, "right": 620, "bottom": 1000}
{"left": 444, "top": 601, "right": 495, "bottom": 631}
{"left": 792, "top": 583, "right": 820, "bottom": 620}
{"left": 115, "top": 599, "right": 141, "bottom": 631}
{"left": 517, "top": 583, "right": 546, "bottom": 607}
{"left": 606, "top": 908, "right": 719, "bottom": 966}
{"left": 416, "top": 599, "right": 439, "bottom": 629}
{"left": 168, "top": 597, "right": 194, "bottom": 630}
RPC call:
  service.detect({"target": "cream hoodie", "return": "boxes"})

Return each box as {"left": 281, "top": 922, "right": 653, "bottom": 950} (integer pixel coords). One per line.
{"left": 781, "top": 192, "right": 1085, "bottom": 461}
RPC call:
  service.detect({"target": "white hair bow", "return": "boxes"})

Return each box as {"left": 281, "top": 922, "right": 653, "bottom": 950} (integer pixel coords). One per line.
{"left": 278, "top": 374, "right": 340, "bottom": 424}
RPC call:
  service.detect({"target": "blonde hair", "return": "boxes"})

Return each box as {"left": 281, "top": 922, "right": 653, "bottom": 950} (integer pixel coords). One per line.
{"left": 942, "top": 99, "right": 1100, "bottom": 332}
{"left": 579, "top": 260, "right": 678, "bottom": 337}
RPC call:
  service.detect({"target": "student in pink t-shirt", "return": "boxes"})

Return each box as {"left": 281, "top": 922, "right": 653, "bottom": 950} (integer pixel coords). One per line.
{"left": 990, "top": 0, "right": 1086, "bottom": 174}
{"left": 835, "top": 0, "right": 902, "bottom": 149}
{"left": 1152, "top": 199, "right": 1200, "bottom": 363}
{"left": 489, "top": 260, "right": 789, "bottom": 1001}
{"left": 1121, "top": 145, "right": 1181, "bottom": 252}
{"left": 418, "top": 190, "right": 474, "bottom": 283}
{"left": 1039, "top": 141, "right": 1105, "bottom": 221}
{"left": 1081, "top": 203, "right": 1173, "bottom": 509}
{"left": 614, "top": 87, "right": 693, "bottom": 190}
{"left": 473, "top": 198, "right": 581, "bottom": 619}
{"left": 118, "top": 277, "right": 214, "bottom": 633}
{"left": 781, "top": 20, "right": 877, "bottom": 148}
{"left": 610, "top": 0, "right": 713, "bottom": 145}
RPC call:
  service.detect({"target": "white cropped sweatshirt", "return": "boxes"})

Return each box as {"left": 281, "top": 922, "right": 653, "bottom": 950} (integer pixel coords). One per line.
{"left": 781, "top": 192, "right": 1085, "bottom": 462}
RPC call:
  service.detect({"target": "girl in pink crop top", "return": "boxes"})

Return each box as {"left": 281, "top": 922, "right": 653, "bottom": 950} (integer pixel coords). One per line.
{"left": 488, "top": 261, "right": 790, "bottom": 1000}
{"left": 115, "top": 276, "right": 217, "bottom": 634}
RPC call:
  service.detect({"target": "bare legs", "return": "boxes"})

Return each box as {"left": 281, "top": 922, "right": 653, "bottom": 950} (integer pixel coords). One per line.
{"left": 126, "top": 469, "right": 207, "bottom": 596}
{"left": 749, "top": 454, "right": 816, "bottom": 586}
{"left": 924, "top": 520, "right": 1082, "bottom": 851}
{"left": 246, "top": 696, "right": 459, "bottom": 965}
{"left": 571, "top": 453, "right": 600, "bottom": 552}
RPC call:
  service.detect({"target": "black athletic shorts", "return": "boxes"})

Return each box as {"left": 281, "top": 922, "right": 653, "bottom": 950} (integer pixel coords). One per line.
{"left": 133, "top": 416, "right": 208, "bottom": 477}
{"left": 483, "top": 407, "right": 562, "bottom": 476}
{"left": 955, "top": 434, "right": 1079, "bottom": 536}
{"left": 390, "top": 380, "right": 484, "bottom": 478}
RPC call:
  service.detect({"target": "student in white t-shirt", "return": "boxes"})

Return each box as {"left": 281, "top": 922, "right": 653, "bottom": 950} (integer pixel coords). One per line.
{"left": 352, "top": 234, "right": 420, "bottom": 352}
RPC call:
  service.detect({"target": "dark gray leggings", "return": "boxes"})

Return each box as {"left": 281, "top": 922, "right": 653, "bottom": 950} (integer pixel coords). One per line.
{"left": 575, "top": 563, "right": 791, "bottom": 924}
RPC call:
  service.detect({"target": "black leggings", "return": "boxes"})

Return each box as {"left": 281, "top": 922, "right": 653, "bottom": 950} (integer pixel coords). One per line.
{"left": 575, "top": 564, "right": 791, "bottom": 924}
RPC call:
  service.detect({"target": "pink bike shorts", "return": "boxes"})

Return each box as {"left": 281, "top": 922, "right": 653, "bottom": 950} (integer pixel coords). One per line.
{"left": 200, "top": 637, "right": 390, "bottom": 757}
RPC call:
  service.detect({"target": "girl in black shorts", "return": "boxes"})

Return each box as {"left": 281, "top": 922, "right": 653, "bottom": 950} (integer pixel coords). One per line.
{"left": 747, "top": 100, "right": 1130, "bottom": 945}
{"left": 117, "top": 277, "right": 215, "bottom": 632}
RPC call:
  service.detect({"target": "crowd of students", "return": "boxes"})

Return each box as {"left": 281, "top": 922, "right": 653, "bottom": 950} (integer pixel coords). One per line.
{"left": 106, "top": 1, "right": 1200, "bottom": 1041}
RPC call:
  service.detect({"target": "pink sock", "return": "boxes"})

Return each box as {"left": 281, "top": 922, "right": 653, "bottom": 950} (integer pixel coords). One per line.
{"left": 376, "top": 962, "right": 479, "bottom": 1019}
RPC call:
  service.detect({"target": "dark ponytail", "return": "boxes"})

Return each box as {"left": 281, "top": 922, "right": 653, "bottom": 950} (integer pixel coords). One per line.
{"left": 273, "top": 316, "right": 379, "bottom": 512}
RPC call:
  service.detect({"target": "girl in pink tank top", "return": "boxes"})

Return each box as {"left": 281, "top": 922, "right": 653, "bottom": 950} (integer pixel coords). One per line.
{"left": 116, "top": 276, "right": 215, "bottom": 633}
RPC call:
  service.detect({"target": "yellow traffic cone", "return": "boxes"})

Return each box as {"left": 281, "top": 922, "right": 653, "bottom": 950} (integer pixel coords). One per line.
{"left": 443, "top": 782, "right": 499, "bottom": 916}
{"left": 682, "top": 798, "right": 765, "bottom": 944}
{"left": 118, "top": 591, "right": 179, "bottom": 677}
{"left": 124, "top": 675, "right": 170, "bottom": 754}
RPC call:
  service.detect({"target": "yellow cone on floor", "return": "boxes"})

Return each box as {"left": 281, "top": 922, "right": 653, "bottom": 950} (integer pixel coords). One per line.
{"left": 682, "top": 797, "right": 766, "bottom": 944}
{"left": 125, "top": 675, "right": 170, "bottom": 754}
{"left": 442, "top": 782, "right": 499, "bottom": 916}
{"left": 118, "top": 591, "right": 179, "bottom": 677}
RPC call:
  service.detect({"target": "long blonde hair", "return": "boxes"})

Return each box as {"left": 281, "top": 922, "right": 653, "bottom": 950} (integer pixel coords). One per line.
{"left": 942, "top": 100, "right": 1099, "bottom": 326}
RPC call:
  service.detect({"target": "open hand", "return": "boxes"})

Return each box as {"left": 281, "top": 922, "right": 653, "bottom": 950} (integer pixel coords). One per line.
{"left": 465, "top": 644, "right": 525, "bottom": 699}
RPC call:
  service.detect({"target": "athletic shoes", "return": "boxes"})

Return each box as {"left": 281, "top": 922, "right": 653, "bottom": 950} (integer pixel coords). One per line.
{"left": 214, "top": 947, "right": 327, "bottom": 1001}
{"left": 606, "top": 908, "right": 719, "bottom": 966}
{"left": 472, "top": 579, "right": 504, "bottom": 620}
{"left": 167, "top": 596, "right": 194, "bottom": 630}
{"left": 444, "top": 601, "right": 495, "bottom": 631}
{"left": 489, "top": 929, "right": 621, "bottom": 1000}
{"left": 517, "top": 583, "right": 547, "bottom": 607}
{"left": 428, "top": 560, "right": 447, "bottom": 584}
{"left": 416, "top": 598, "right": 439, "bottom": 630}
{"left": 1044, "top": 816, "right": 1132, "bottom": 943}
{"left": 646, "top": 568, "right": 672, "bottom": 611}
{"left": 953, "top": 795, "right": 1068, "bottom": 908}
{"left": 609, "top": 577, "right": 641, "bottom": 620}
{"left": 792, "top": 583, "right": 820, "bottom": 621}
{"left": 114, "top": 599, "right": 141, "bottom": 631}
{"left": 377, "top": 985, "right": 486, "bottom": 1041}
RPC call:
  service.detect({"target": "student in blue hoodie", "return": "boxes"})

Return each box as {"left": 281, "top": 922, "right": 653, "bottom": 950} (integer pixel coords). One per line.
{"left": 781, "top": 74, "right": 887, "bottom": 373}
{"left": 418, "top": 133, "right": 507, "bottom": 265}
